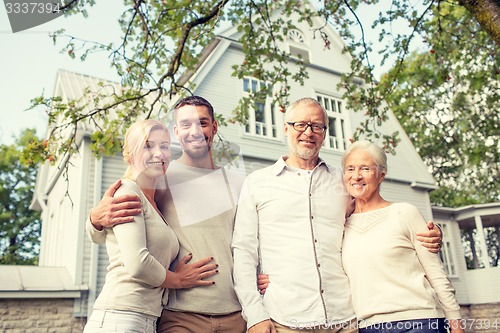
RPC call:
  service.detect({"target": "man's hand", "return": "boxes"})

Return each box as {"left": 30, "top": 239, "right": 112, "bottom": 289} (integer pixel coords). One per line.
{"left": 346, "top": 197, "right": 355, "bottom": 218}
{"left": 257, "top": 274, "right": 270, "bottom": 295}
{"left": 249, "top": 319, "right": 276, "bottom": 333}
{"left": 89, "top": 179, "right": 142, "bottom": 230}
{"left": 416, "top": 221, "right": 443, "bottom": 254}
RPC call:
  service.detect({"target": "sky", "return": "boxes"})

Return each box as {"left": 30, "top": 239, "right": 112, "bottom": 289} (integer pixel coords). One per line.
{"left": 0, "top": 2, "right": 123, "bottom": 145}
{"left": 0, "top": 2, "right": 400, "bottom": 146}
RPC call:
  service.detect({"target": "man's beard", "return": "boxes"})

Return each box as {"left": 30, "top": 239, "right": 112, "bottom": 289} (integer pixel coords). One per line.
{"left": 183, "top": 143, "right": 211, "bottom": 159}
{"left": 287, "top": 136, "right": 319, "bottom": 160}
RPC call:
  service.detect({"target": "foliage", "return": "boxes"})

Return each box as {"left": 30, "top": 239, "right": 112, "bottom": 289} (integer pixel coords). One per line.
{"left": 0, "top": 129, "right": 42, "bottom": 265}
{"left": 380, "top": 3, "right": 499, "bottom": 206}
{"left": 21, "top": 0, "right": 499, "bottom": 206}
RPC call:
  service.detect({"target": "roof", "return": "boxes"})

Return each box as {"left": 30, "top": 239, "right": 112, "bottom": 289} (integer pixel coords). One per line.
{"left": 432, "top": 202, "right": 500, "bottom": 228}
{"left": 52, "top": 69, "right": 168, "bottom": 133}
{"left": 0, "top": 265, "right": 87, "bottom": 298}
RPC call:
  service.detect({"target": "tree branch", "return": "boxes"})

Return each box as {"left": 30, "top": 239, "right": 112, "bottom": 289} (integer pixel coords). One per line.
{"left": 166, "top": 0, "right": 230, "bottom": 78}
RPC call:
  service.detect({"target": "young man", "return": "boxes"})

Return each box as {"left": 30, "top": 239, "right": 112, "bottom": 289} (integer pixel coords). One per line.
{"left": 87, "top": 96, "right": 246, "bottom": 333}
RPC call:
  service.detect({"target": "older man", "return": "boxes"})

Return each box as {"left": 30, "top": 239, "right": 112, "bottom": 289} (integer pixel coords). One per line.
{"left": 231, "top": 97, "right": 441, "bottom": 333}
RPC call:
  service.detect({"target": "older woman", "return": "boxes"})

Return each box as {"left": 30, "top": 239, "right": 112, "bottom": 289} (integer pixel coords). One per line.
{"left": 341, "top": 140, "right": 463, "bottom": 333}
{"left": 84, "top": 119, "right": 218, "bottom": 333}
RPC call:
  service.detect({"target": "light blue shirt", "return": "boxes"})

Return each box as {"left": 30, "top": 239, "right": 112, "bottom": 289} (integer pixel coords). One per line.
{"left": 232, "top": 156, "right": 355, "bottom": 329}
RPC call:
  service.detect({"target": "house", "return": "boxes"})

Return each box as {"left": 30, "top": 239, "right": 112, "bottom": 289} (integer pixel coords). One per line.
{"left": 2, "top": 3, "right": 499, "bottom": 332}
{"left": 432, "top": 202, "right": 500, "bottom": 328}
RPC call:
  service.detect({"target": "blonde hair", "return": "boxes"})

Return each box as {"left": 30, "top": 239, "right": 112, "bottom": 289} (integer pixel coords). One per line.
{"left": 122, "top": 119, "right": 170, "bottom": 180}
{"left": 342, "top": 140, "right": 387, "bottom": 174}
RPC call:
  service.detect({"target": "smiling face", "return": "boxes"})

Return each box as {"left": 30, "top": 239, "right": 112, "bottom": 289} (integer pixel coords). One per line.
{"left": 343, "top": 149, "right": 385, "bottom": 201}
{"left": 284, "top": 101, "right": 327, "bottom": 163}
{"left": 123, "top": 120, "right": 171, "bottom": 182}
{"left": 134, "top": 128, "right": 171, "bottom": 180}
{"left": 174, "top": 104, "right": 217, "bottom": 162}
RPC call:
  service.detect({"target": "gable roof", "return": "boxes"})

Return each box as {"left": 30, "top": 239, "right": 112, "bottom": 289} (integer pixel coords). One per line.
{"left": 179, "top": 1, "right": 354, "bottom": 91}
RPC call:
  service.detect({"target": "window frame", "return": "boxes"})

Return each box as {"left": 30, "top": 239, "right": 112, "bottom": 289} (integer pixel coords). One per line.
{"left": 438, "top": 222, "right": 459, "bottom": 277}
{"left": 316, "top": 93, "right": 350, "bottom": 151}
{"left": 287, "top": 29, "right": 310, "bottom": 62}
{"left": 242, "top": 77, "right": 280, "bottom": 140}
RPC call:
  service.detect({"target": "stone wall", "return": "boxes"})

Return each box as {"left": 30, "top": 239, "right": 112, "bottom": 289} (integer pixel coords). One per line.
{"left": 461, "top": 303, "right": 500, "bottom": 333}
{"left": 0, "top": 299, "right": 86, "bottom": 333}
{"left": 1, "top": 298, "right": 499, "bottom": 333}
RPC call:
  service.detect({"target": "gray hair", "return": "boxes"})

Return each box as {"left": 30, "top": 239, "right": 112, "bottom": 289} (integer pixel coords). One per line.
{"left": 342, "top": 140, "right": 387, "bottom": 174}
{"left": 284, "top": 97, "right": 328, "bottom": 124}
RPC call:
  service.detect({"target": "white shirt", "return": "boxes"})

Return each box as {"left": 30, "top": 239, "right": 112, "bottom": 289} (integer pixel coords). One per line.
{"left": 232, "top": 157, "right": 355, "bottom": 329}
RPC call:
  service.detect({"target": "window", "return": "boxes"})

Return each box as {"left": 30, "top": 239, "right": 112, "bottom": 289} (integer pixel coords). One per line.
{"left": 287, "top": 29, "right": 309, "bottom": 62}
{"left": 243, "top": 78, "right": 278, "bottom": 138}
{"left": 462, "top": 227, "right": 486, "bottom": 270}
{"left": 316, "top": 94, "right": 348, "bottom": 151}
{"left": 484, "top": 226, "right": 500, "bottom": 267}
{"left": 438, "top": 223, "right": 458, "bottom": 276}
{"left": 461, "top": 224, "right": 499, "bottom": 269}
{"left": 288, "top": 29, "right": 304, "bottom": 43}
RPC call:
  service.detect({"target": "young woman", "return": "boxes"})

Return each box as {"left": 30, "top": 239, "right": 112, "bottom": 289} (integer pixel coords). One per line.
{"left": 84, "top": 119, "right": 218, "bottom": 333}
{"left": 341, "top": 140, "right": 464, "bottom": 333}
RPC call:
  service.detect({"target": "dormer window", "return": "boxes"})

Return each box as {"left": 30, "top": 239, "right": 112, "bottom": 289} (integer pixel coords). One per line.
{"left": 288, "top": 29, "right": 305, "bottom": 43}
{"left": 287, "top": 29, "right": 309, "bottom": 62}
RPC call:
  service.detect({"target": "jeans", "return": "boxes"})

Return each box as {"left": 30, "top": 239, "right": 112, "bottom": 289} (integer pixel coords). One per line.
{"left": 84, "top": 309, "right": 158, "bottom": 333}
{"left": 359, "top": 318, "right": 446, "bottom": 333}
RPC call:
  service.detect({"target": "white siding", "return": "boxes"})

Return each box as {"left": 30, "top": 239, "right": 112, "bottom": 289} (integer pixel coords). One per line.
{"left": 39, "top": 145, "right": 87, "bottom": 284}
{"left": 81, "top": 144, "right": 96, "bottom": 284}
{"left": 379, "top": 180, "right": 433, "bottom": 220}
{"left": 432, "top": 212, "right": 470, "bottom": 304}
{"left": 94, "top": 154, "right": 127, "bottom": 297}
{"left": 77, "top": 139, "right": 97, "bottom": 315}
{"left": 463, "top": 267, "right": 500, "bottom": 303}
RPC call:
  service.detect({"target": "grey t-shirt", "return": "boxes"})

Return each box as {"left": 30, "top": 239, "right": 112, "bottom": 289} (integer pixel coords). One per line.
{"left": 160, "top": 161, "right": 245, "bottom": 315}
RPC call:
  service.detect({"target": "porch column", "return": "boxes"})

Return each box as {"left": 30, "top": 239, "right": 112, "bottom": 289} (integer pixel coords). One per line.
{"left": 474, "top": 214, "right": 491, "bottom": 268}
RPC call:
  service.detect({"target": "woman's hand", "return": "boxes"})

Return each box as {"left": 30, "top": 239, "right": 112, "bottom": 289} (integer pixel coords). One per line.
{"left": 448, "top": 319, "right": 465, "bottom": 333}
{"left": 257, "top": 273, "right": 269, "bottom": 295}
{"left": 249, "top": 319, "right": 276, "bottom": 333}
{"left": 162, "top": 254, "right": 218, "bottom": 289}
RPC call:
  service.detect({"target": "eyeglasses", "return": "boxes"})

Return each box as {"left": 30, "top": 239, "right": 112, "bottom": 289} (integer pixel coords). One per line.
{"left": 287, "top": 122, "right": 327, "bottom": 134}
